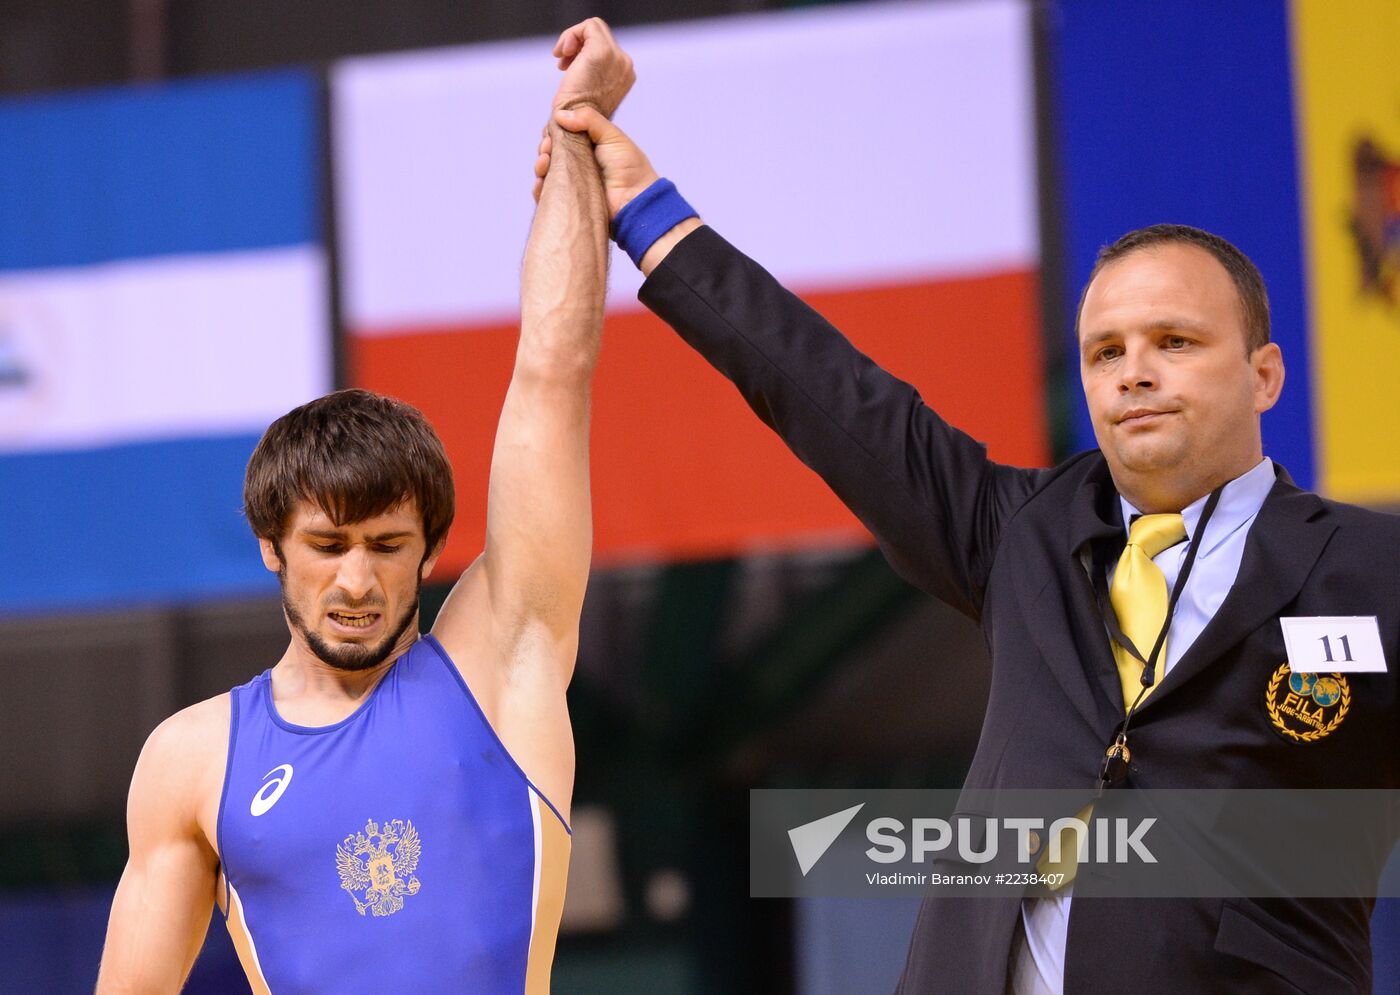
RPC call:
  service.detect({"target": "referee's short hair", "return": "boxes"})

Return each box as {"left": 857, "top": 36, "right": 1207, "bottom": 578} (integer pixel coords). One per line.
{"left": 1078, "top": 224, "right": 1271, "bottom": 355}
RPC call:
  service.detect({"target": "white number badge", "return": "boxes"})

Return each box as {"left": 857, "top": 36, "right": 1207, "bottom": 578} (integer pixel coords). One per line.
{"left": 1279, "top": 616, "right": 1387, "bottom": 674}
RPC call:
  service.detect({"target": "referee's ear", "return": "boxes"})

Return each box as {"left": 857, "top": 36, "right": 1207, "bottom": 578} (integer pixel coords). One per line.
{"left": 1250, "top": 341, "right": 1285, "bottom": 415}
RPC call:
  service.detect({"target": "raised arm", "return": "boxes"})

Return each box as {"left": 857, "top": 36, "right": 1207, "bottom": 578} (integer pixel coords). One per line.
{"left": 431, "top": 26, "right": 615, "bottom": 808}
{"left": 644, "top": 225, "right": 1045, "bottom": 616}
{"left": 542, "top": 103, "right": 1046, "bottom": 617}
{"left": 476, "top": 116, "right": 607, "bottom": 648}
{"left": 96, "top": 706, "right": 223, "bottom": 993}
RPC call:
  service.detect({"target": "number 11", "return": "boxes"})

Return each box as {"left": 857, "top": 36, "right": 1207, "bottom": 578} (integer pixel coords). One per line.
{"left": 1319, "top": 634, "right": 1354, "bottom": 664}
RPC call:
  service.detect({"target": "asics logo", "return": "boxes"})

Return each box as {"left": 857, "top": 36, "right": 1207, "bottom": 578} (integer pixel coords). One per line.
{"left": 250, "top": 764, "right": 294, "bottom": 817}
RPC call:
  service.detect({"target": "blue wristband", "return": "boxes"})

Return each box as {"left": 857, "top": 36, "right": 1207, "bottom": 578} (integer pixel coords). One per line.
{"left": 610, "top": 178, "right": 697, "bottom": 267}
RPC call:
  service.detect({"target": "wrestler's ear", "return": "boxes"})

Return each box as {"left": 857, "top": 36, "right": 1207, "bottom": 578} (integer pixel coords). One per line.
{"left": 259, "top": 536, "right": 283, "bottom": 573}
{"left": 420, "top": 538, "right": 446, "bottom": 581}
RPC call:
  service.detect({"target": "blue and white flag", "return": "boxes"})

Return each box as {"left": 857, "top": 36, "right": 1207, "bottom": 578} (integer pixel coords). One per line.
{"left": 0, "top": 71, "right": 331, "bottom": 614}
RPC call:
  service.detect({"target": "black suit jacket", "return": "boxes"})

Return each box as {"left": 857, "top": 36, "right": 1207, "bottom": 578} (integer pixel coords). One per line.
{"left": 639, "top": 226, "right": 1400, "bottom": 994}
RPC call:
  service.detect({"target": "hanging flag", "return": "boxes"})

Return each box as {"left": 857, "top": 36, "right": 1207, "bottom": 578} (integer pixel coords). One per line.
{"left": 332, "top": 0, "right": 1046, "bottom": 574}
{"left": 0, "top": 72, "right": 331, "bottom": 613}
{"left": 1049, "top": 0, "right": 1314, "bottom": 488}
{"left": 1293, "top": 0, "right": 1400, "bottom": 504}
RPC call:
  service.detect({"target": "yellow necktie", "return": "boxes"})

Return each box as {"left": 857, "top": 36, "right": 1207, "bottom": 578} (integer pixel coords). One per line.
{"left": 1109, "top": 513, "right": 1187, "bottom": 713}
{"left": 1036, "top": 513, "right": 1187, "bottom": 890}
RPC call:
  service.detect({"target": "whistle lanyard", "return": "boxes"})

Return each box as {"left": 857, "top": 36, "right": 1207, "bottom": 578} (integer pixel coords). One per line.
{"left": 1092, "top": 485, "right": 1224, "bottom": 791}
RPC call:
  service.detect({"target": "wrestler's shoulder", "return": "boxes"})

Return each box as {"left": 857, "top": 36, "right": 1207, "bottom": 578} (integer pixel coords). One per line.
{"left": 138, "top": 693, "right": 231, "bottom": 786}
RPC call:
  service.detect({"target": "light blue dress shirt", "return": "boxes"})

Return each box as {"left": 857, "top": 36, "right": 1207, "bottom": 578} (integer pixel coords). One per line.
{"left": 1012, "top": 457, "right": 1278, "bottom": 995}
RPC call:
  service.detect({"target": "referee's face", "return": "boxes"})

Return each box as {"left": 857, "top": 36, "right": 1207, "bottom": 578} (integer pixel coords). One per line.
{"left": 262, "top": 499, "right": 442, "bottom": 673}
{"left": 1077, "top": 243, "right": 1284, "bottom": 510}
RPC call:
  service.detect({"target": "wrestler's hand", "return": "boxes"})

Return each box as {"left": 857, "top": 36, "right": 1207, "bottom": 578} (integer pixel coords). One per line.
{"left": 551, "top": 17, "right": 634, "bottom": 118}
{"left": 533, "top": 107, "right": 658, "bottom": 220}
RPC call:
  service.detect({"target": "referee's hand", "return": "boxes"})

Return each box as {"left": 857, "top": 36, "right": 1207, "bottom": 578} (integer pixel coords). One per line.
{"left": 534, "top": 107, "right": 658, "bottom": 222}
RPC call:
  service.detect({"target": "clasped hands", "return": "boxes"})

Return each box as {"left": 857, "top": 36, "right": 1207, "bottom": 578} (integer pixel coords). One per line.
{"left": 534, "top": 17, "right": 658, "bottom": 220}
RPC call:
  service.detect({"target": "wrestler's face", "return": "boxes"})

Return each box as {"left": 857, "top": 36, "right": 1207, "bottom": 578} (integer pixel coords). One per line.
{"left": 262, "top": 499, "right": 441, "bottom": 672}
{"left": 1077, "top": 243, "right": 1283, "bottom": 509}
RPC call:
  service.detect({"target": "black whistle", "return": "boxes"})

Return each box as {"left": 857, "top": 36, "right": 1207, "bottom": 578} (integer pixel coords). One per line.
{"left": 1099, "top": 735, "right": 1131, "bottom": 788}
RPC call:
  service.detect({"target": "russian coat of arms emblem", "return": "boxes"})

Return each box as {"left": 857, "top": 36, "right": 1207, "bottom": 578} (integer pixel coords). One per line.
{"left": 335, "top": 818, "right": 423, "bottom": 916}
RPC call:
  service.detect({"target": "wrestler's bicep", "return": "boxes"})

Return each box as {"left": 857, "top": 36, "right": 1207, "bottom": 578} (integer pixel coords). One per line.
{"left": 97, "top": 718, "right": 220, "bottom": 993}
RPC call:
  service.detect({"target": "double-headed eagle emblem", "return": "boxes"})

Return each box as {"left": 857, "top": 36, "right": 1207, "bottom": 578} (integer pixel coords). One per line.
{"left": 1351, "top": 136, "right": 1400, "bottom": 307}
{"left": 335, "top": 818, "right": 423, "bottom": 916}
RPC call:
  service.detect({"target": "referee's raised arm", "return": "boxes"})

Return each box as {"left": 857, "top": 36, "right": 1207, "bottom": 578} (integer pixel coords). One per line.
{"left": 543, "top": 71, "right": 1043, "bottom": 617}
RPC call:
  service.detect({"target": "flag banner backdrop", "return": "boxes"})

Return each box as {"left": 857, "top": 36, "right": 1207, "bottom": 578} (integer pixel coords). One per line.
{"left": 1050, "top": 0, "right": 1314, "bottom": 490}
{"left": 334, "top": 0, "right": 1047, "bottom": 576}
{"left": 0, "top": 72, "right": 331, "bottom": 614}
{"left": 1292, "top": 0, "right": 1400, "bottom": 505}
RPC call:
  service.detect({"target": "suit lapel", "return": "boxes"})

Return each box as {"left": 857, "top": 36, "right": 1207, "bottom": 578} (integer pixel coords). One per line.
{"left": 1137, "top": 471, "right": 1335, "bottom": 712}
{"left": 1016, "top": 457, "right": 1125, "bottom": 734}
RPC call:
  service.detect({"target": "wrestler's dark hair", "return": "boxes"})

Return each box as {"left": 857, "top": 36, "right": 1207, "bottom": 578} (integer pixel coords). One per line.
{"left": 1076, "top": 223, "right": 1271, "bottom": 355}
{"left": 244, "top": 388, "right": 455, "bottom": 555}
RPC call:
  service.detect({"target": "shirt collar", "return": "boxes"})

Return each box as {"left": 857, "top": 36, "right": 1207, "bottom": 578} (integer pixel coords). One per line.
{"left": 1119, "top": 457, "right": 1275, "bottom": 557}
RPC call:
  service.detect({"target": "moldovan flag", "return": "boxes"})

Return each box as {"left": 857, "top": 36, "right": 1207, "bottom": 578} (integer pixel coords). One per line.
{"left": 333, "top": 0, "right": 1047, "bottom": 576}
{"left": 1292, "top": 0, "right": 1400, "bottom": 504}
{"left": 0, "top": 72, "right": 331, "bottom": 614}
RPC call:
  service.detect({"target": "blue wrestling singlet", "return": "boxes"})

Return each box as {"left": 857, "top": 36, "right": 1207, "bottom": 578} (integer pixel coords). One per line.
{"left": 217, "top": 635, "right": 571, "bottom": 994}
